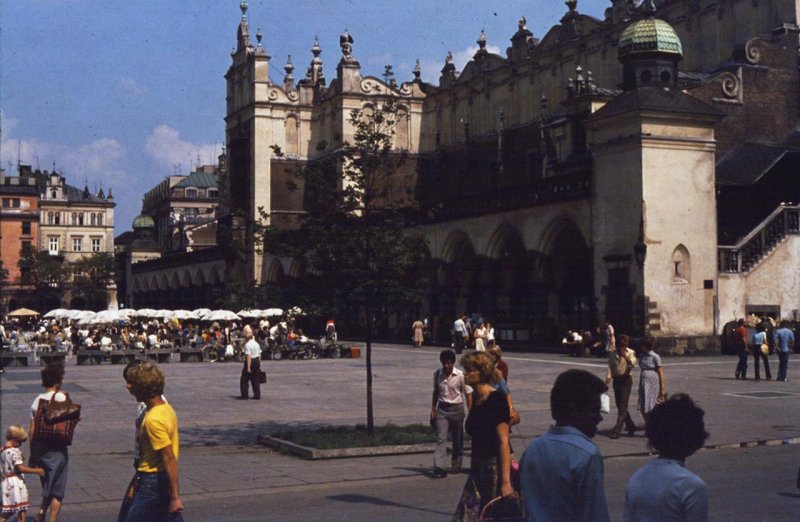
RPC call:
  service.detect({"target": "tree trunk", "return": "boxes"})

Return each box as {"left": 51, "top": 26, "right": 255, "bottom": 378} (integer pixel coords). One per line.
{"left": 365, "top": 298, "right": 374, "bottom": 437}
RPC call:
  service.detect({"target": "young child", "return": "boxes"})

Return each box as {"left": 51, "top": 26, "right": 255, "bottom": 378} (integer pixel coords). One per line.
{"left": 1, "top": 425, "right": 46, "bottom": 522}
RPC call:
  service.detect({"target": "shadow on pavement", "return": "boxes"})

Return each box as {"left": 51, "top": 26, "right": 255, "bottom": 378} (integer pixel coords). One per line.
{"left": 327, "top": 494, "right": 449, "bottom": 517}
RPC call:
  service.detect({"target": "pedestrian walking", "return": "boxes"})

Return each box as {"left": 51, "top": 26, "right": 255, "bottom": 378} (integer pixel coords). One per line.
{"left": 606, "top": 334, "right": 638, "bottom": 439}
{"left": 623, "top": 394, "right": 709, "bottom": 522}
{"left": 29, "top": 362, "right": 72, "bottom": 522}
{"left": 734, "top": 319, "right": 749, "bottom": 379}
{"left": 520, "top": 369, "right": 610, "bottom": 522}
{"left": 452, "top": 352, "right": 515, "bottom": 520}
{"left": 637, "top": 336, "right": 666, "bottom": 424}
{"left": 430, "top": 350, "right": 472, "bottom": 478}
{"left": 2, "top": 425, "right": 46, "bottom": 522}
{"left": 239, "top": 326, "right": 262, "bottom": 400}
{"left": 453, "top": 314, "right": 468, "bottom": 355}
{"left": 412, "top": 319, "right": 424, "bottom": 348}
{"left": 774, "top": 321, "right": 796, "bottom": 381}
{"left": 123, "top": 362, "right": 184, "bottom": 521}
{"left": 752, "top": 323, "right": 772, "bottom": 381}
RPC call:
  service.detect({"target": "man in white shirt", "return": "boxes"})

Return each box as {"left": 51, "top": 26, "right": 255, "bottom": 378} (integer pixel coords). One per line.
{"left": 240, "top": 326, "right": 263, "bottom": 400}
{"left": 452, "top": 314, "right": 468, "bottom": 355}
{"left": 430, "top": 349, "right": 472, "bottom": 477}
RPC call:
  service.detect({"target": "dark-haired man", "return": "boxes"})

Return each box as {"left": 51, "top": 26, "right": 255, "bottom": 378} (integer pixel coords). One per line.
{"left": 430, "top": 349, "right": 472, "bottom": 478}
{"left": 519, "top": 369, "right": 609, "bottom": 522}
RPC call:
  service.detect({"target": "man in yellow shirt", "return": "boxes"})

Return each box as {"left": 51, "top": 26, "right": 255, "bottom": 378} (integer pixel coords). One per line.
{"left": 123, "top": 362, "right": 184, "bottom": 521}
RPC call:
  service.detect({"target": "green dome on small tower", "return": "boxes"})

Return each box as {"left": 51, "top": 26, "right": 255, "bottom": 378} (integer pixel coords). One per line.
{"left": 618, "top": 17, "right": 683, "bottom": 60}
{"left": 132, "top": 214, "right": 155, "bottom": 229}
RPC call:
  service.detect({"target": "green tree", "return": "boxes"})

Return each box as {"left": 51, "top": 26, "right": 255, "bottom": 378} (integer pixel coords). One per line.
{"left": 18, "top": 249, "right": 68, "bottom": 310}
{"left": 263, "top": 95, "right": 426, "bottom": 435}
{"left": 71, "top": 253, "right": 116, "bottom": 311}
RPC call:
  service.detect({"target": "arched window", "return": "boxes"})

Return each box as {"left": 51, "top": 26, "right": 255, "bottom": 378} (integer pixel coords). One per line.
{"left": 78, "top": 213, "right": 84, "bottom": 225}
{"left": 71, "top": 212, "right": 78, "bottom": 225}
{"left": 90, "top": 213, "right": 97, "bottom": 226}
{"left": 395, "top": 106, "right": 409, "bottom": 150}
{"left": 671, "top": 245, "right": 690, "bottom": 284}
{"left": 51, "top": 189, "right": 57, "bottom": 199}
{"left": 97, "top": 214, "right": 103, "bottom": 226}
{"left": 47, "top": 212, "right": 54, "bottom": 224}
{"left": 54, "top": 213, "right": 60, "bottom": 225}
{"left": 285, "top": 115, "right": 299, "bottom": 155}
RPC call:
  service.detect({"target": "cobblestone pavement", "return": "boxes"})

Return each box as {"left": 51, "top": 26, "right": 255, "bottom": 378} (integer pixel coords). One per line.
{"left": 2, "top": 344, "right": 799, "bottom": 520}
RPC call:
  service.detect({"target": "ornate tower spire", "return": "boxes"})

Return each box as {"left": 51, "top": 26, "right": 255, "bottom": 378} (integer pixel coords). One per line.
{"left": 305, "top": 36, "right": 324, "bottom": 86}
{"left": 235, "top": 1, "right": 254, "bottom": 55}
{"left": 477, "top": 29, "right": 487, "bottom": 51}
{"left": 284, "top": 55, "right": 295, "bottom": 90}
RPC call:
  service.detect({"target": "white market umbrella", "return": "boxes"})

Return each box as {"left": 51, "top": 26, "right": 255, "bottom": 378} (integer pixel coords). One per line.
{"left": 203, "top": 310, "right": 240, "bottom": 322}
{"left": 237, "top": 309, "right": 260, "bottom": 318}
{"left": 154, "top": 309, "right": 172, "bottom": 320}
{"left": 119, "top": 308, "right": 138, "bottom": 319}
{"left": 92, "top": 309, "right": 125, "bottom": 324}
{"left": 193, "top": 308, "right": 212, "bottom": 318}
{"left": 136, "top": 308, "right": 158, "bottom": 318}
{"left": 44, "top": 308, "right": 68, "bottom": 319}
{"left": 170, "top": 310, "right": 199, "bottom": 321}
{"left": 263, "top": 308, "right": 284, "bottom": 317}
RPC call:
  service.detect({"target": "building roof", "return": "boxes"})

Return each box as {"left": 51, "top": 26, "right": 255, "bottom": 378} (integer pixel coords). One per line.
{"left": 589, "top": 86, "right": 725, "bottom": 122}
{"left": 716, "top": 143, "right": 792, "bottom": 186}
{"left": 618, "top": 17, "right": 683, "bottom": 60}
{"left": 174, "top": 171, "right": 218, "bottom": 189}
{"left": 64, "top": 183, "right": 112, "bottom": 204}
{"left": 0, "top": 184, "right": 39, "bottom": 196}
{"left": 133, "top": 214, "right": 155, "bottom": 229}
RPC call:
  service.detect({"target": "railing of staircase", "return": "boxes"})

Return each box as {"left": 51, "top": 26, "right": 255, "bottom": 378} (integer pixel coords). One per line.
{"left": 718, "top": 204, "right": 800, "bottom": 273}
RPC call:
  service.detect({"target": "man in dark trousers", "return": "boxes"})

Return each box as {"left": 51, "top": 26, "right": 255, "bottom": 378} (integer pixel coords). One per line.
{"left": 240, "top": 326, "right": 262, "bottom": 400}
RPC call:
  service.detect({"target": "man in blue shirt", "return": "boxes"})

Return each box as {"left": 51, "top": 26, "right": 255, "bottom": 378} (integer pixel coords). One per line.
{"left": 774, "top": 321, "right": 796, "bottom": 382}
{"left": 519, "top": 369, "right": 610, "bottom": 522}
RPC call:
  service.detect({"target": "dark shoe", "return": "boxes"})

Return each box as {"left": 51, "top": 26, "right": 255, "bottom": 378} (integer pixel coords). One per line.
{"left": 236, "top": 396, "right": 249, "bottom": 400}
{"left": 735, "top": 373, "right": 740, "bottom": 380}
{"left": 610, "top": 432, "right": 620, "bottom": 440}
{"left": 431, "top": 468, "right": 448, "bottom": 478}
{"left": 627, "top": 426, "right": 637, "bottom": 436}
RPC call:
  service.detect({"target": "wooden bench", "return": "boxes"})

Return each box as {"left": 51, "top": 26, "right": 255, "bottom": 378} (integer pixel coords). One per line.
{"left": 146, "top": 349, "right": 173, "bottom": 363}
{"left": 76, "top": 350, "right": 104, "bottom": 366}
{"left": 179, "top": 348, "right": 204, "bottom": 363}
{"left": 110, "top": 350, "right": 140, "bottom": 365}
{"left": 0, "top": 352, "right": 31, "bottom": 367}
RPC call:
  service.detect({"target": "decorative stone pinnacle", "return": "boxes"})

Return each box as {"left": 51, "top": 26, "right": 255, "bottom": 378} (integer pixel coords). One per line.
{"left": 256, "top": 27, "right": 263, "bottom": 46}
{"left": 642, "top": 0, "right": 656, "bottom": 15}
{"left": 519, "top": 16, "right": 527, "bottom": 31}
{"left": 446, "top": 50, "right": 454, "bottom": 64}
{"left": 240, "top": 1, "right": 248, "bottom": 20}
{"left": 477, "top": 29, "right": 487, "bottom": 50}
{"left": 566, "top": 0, "right": 577, "bottom": 12}
{"left": 413, "top": 59, "right": 421, "bottom": 81}
{"left": 285, "top": 54, "right": 294, "bottom": 73}
{"left": 340, "top": 29, "right": 354, "bottom": 61}
{"left": 311, "top": 35, "right": 321, "bottom": 57}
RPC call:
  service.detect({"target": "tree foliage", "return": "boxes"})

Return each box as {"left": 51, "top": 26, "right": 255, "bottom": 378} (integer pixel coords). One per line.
{"left": 262, "top": 96, "right": 427, "bottom": 434}
{"left": 71, "top": 253, "right": 116, "bottom": 311}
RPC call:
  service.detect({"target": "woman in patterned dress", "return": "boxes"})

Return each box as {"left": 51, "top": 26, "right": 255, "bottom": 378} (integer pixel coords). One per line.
{"left": 637, "top": 336, "right": 667, "bottom": 424}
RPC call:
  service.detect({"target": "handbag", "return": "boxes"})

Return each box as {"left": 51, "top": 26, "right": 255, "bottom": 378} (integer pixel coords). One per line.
{"left": 258, "top": 370, "right": 267, "bottom": 384}
{"left": 600, "top": 392, "right": 611, "bottom": 414}
{"left": 44, "top": 391, "right": 81, "bottom": 424}
{"left": 760, "top": 342, "right": 769, "bottom": 356}
{"left": 34, "top": 392, "right": 81, "bottom": 446}
{"left": 479, "top": 495, "right": 524, "bottom": 521}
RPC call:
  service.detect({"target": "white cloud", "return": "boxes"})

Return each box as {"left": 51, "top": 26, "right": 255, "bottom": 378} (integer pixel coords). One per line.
{"left": 144, "top": 125, "right": 219, "bottom": 173}
{"left": 418, "top": 44, "right": 503, "bottom": 85}
{"left": 120, "top": 77, "right": 148, "bottom": 96}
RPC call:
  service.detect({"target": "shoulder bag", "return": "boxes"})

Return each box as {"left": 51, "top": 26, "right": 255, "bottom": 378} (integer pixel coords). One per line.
{"left": 34, "top": 392, "right": 81, "bottom": 446}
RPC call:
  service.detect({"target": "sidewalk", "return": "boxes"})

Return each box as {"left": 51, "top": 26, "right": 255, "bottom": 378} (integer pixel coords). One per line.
{"left": 2, "top": 344, "right": 798, "bottom": 516}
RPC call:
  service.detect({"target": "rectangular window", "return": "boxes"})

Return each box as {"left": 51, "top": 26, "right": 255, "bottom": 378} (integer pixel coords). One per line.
{"left": 2, "top": 198, "right": 20, "bottom": 208}
{"left": 21, "top": 221, "right": 32, "bottom": 235}
{"left": 91, "top": 238, "right": 101, "bottom": 252}
{"left": 185, "top": 188, "right": 198, "bottom": 198}
{"left": 72, "top": 237, "right": 82, "bottom": 252}
{"left": 21, "top": 241, "right": 32, "bottom": 254}
{"left": 49, "top": 237, "right": 59, "bottom": 255}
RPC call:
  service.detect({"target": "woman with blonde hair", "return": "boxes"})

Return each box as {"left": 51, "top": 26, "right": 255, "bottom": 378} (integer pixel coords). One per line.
{"left": 453, "top": 352, "right": 514, "bottom": 520}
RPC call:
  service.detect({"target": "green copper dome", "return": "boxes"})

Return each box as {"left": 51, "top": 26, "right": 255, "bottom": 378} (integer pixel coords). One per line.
{"left": 132, "top": 214, "right": 155, "bottom": 229}
{"left": 618, "top": 18, "right": 683, "bottom": 60}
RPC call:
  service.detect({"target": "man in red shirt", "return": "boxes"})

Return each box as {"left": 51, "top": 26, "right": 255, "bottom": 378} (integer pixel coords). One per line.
{"left": 734, "top": 319, "right": 749, "bottom": 380}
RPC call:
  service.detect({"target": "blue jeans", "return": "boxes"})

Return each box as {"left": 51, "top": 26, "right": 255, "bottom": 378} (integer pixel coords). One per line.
{"left": 123, "top": 472, "right": 184, "bottom": 522}
{"left": 777, "top": 351, "right": 789, "bottom": 381}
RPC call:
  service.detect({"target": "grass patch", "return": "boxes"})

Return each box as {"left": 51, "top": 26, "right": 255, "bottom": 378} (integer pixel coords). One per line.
{"left": 271, "top": 423, "right": 436, "bottom": 449}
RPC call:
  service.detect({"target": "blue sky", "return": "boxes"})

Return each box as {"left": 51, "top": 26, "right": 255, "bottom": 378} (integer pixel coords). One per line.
{"left": 1, "top": 0, "right": 609, "bottom": 233}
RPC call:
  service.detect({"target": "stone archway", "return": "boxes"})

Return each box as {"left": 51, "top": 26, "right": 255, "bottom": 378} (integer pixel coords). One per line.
{"left": 539, "top": 218, "right": 595, "bottom": 336}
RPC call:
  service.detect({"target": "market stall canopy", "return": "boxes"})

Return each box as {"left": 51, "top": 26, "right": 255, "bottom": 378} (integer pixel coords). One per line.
{"left": 43, "top": 308, "right": 69, "bottom": 319}
{"left": 203, "top": 310, "right": 240, "bottom": 322}
{"left": 7, "top": 307, "right": 40, "bottom": 317}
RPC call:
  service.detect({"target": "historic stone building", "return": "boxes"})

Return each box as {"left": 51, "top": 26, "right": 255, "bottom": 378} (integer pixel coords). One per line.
{"left": 0, "top": 168, "right": 40, "bottom": 315}
{"left": 128, "top": 0, "right": 800, "bottom": 350}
